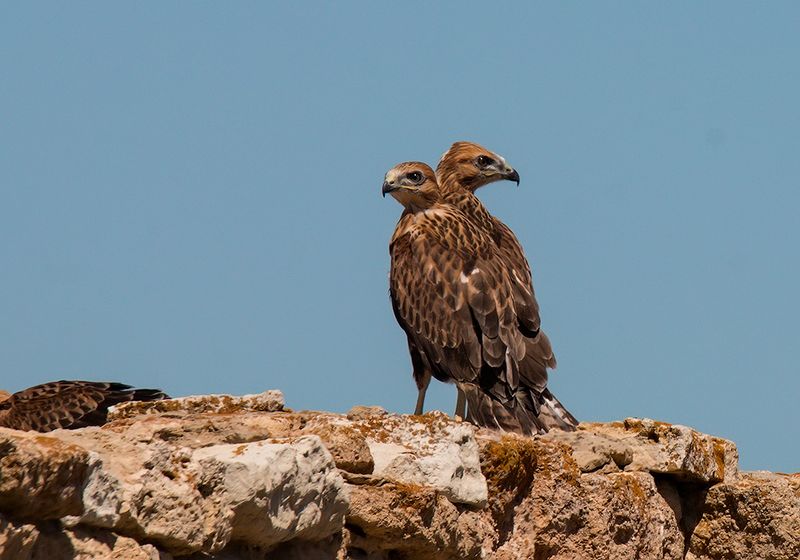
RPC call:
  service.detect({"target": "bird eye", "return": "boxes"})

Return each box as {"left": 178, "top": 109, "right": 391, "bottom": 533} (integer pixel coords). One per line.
{"left": 407, "top": 171, "right": 423, "bottom": 183}
{"left": 476, "top": 155, "right": 493, "bottom": 167}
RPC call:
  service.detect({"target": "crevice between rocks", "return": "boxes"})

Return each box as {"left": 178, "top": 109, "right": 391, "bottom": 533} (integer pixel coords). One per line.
{"left": 652, "top": 474, "right": 710, "bottom": 559}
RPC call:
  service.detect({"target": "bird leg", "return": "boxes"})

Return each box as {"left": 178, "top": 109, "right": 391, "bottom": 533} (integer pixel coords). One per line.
{"left": 414, "top": 370, "right": 431, "bottom": 415}
{"left": 455, "top": 387, "right": 466, "bottom": 420}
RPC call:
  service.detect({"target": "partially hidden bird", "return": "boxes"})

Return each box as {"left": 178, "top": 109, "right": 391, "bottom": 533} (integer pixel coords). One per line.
{"left": 0, "top": 380, "right": 169, "bottom": 432}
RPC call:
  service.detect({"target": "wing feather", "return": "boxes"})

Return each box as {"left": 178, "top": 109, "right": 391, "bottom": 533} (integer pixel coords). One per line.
{"left": 389, "top": 207, "right": 525, "bottom": 395}
{"left": 0, "top": 380, "right": 168, "bottom": 432}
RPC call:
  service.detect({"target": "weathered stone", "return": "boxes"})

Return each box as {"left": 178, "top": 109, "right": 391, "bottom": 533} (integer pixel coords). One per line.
{"left": 0, "top": 389, "right": 796, "bottom": 560}
{"left": 0, "top": 514, "right": 39, "bottom": 560}
{"left": 346, "top": 483, "right": 496, "bottom": 560}
{"left": 0, "top": 429, "right": 90, "bottom": 519}
{"left": 543, "top": 418, "right": 738, "bottom": 483}
{"left": 687, "top": 472, "right": 800, "bottom": 560}
{"left": 33, "top": 524, "right": 171, "bottom": 560}
{"left": 478, "top": 434, "right": 572, "bottom": 537}
{"left": 350, "top": 411, "right": 488, "bottom": 507}
{"left": 62, "top": 439, "right": 213, "bottom": 554}
{"left": 192, "top": 435, "right": 348, "bottom": 550}
{"left": 622, "top": 418, "right": 738, "bottom": 482}
{"left": 0, "top": 514, "right": 173, "bottom": 560}
{"left": 51, "top": 430, "right": 349, "bottom": 556}
{"left": 487, "top": 434, "right": 684, "bottom": 560}
{"left": 346, "top": 405, "right": 388, "bottom": 421}
{"left": 108, "top": 390, "right": 285, "bottom": 421}
{"left": 301, "top": 416, "right": 374, "bottom": 475}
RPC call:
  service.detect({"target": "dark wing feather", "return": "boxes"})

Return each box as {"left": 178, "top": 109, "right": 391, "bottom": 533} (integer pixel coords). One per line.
{"left": 493, "top": 218, "right": 558, "bottom": 392}
{"left": 0, "top": 380, "right": 168, "bottom": 432}
{"left": 443, "top": 191, "right": 547, "bottom": 345}
{"left": 494, "top": 220, "right": 540, "bottom": 332}
{"left": 437, "top": 191, "right": 576, "bottom": 432}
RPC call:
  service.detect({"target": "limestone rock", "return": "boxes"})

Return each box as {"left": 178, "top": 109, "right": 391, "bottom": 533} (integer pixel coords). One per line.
{"left": 53, "top": 429, "right": 347, "bottom": 555}
{"left": 34, "top": 525, "right": 169, "bottom": 560}
{"left": 0, "top": 514, "right": 170, "bottom": 560}
{"left": 0, "top": 389, "right": 796, "bottom": 560}
{"left": 687, "top": 471, "right": 800, "bottom": 560}
{"left": 300, "top": 416, "right": 374, "bottom": 475}
{"left": 346, "top": 482, "right": 496, "bottom": 560}
{"left": 0, "top": 429, "right": 90, "bottom": 519}
{"left": 108, "top": 390, "right": 285, "bottom": 421}
{"left": 350, "top": 410, "right": 488, "bottom": 507}
{"left": 346, "top": 405, "right": 388, "bottom": 420}
{"left": 479, "top": 434, "right": 684, "bottom": 560}
{"left": 192, "top": 435, "right": 348, "bottom": 550}
{"left": 61, "top": 437, "right": 218, "bottom": 554}
{"left": 0, "top": 514, "right": 39, "bottom": 560}
{"left": 543, "top": 418, "right": 738, "bottom": 483}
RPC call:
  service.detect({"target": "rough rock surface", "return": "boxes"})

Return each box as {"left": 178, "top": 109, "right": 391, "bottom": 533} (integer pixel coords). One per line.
{"left": 687, "top": 471, "right": 800, "bottom": 560}
{"left": 0, "top": 390, "right": 796, "bottom": 560}
{"left": 543, "top": 419, "right": 738, "bottom": 483}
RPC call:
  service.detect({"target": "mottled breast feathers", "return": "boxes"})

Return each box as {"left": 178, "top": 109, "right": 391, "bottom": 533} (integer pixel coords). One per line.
{"left": 389, "top": 203, "right": 530, "bottom": 403}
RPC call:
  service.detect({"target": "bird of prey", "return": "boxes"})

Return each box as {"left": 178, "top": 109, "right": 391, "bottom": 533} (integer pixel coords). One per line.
{"left": 434, "top": 141, "right": 576, "bottom": 431}
{"left": 383, "top": 162, "right": 571, "bottom": 434}
{"left": 0, "top": 380, "right": 168, "bottom": 432}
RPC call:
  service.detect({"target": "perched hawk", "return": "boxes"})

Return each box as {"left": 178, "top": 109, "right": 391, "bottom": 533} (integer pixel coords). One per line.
{"left": 384, "top": 162, "right": 572, "bottom": 434}
{"left": 436, "top": 141, "right": 576, "bottom": 431}
{"left": 0, "top": 380, "right": 168, "bottom": 432}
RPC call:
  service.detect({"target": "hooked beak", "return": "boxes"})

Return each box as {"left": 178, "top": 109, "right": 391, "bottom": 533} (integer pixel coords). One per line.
{"left": 505, "top": 168, "right": 520, "bottom": 185}
{"left": 382, "top": 181, "right": 397, "bottom": 197}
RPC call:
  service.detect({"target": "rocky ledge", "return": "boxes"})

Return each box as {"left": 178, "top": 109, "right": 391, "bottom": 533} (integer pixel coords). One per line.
{"left": 0, "top": 391, "right": 797, "bottom": 560}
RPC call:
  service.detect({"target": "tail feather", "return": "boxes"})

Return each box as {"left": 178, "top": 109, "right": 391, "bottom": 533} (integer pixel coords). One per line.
{"left": 536, "top": 388, "right": 578, "bottom": 432}
{"left": 127, "top": 388, "right": 169, "bottom": 403}
{"left": 95, "top": 383, "right": 169, "bottom": 408}
{"left": 517, "top": 332, "right": 555, "bottom": 394}
{"left": 462, "top": 383, "right": 577, "bottom": 436}
{"left": 68, "top": 383, "right": 169, "bottom": 429}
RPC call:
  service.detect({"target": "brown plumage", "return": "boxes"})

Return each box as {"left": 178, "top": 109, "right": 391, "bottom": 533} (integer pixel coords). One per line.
{"left": 435, "top": 141, "right": 577, "bottom": 432}
{"left": 384, "top": 161, "right": 573, "bottom": 435}
{"left": 0, "top": 380, "right": 169, "bottom": 432}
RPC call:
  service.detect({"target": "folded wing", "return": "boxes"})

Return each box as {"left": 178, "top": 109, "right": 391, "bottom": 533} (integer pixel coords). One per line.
{"left": 0, "top": 380, "right": 168, "bottom": 432}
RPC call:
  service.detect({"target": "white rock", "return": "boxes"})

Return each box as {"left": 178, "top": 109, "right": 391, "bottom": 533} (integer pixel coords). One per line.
{"left": 192, "top": 435, "right": 349, "bottom": 550}
{"left": 362, "top": 413, "right": 488, "bottom": 507}
{"left": 68, "top": 442, "right": 213, "bottom": 554}
{"left": 368, "top": 442, "right": 413, "bottom": 474}
{"left": 64, "top": 451, "right": 125, "bottom": 528}
{"left": 543, "top": 418, "right": 739, "bottom": 483}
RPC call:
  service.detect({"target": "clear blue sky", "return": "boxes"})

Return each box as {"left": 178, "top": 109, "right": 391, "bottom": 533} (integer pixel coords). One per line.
{"left": 1, "top": 3, "right": 798, "bottom": 472}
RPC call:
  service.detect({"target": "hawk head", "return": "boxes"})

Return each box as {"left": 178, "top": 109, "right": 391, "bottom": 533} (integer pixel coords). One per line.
{"left": 436, "top": 141, "right": 519, "bottom": 192}
{"left": 382, "top": 162, "right": 439, "bottom": 210}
